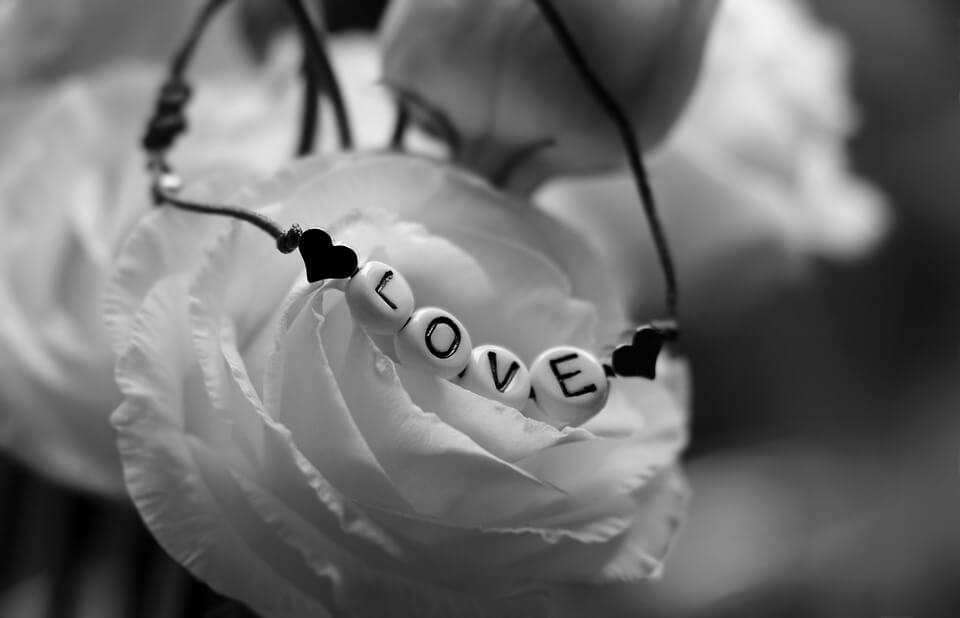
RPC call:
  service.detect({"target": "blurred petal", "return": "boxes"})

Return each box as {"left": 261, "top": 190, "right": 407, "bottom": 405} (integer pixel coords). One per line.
{"left": 0, "top": 0, "right": 249, "bottom": 86}
{"left": 538, "top": 0, "right": 889, "bottom": 322}
{"left": 381, "top": 0, "right": 718, "bottom": 186}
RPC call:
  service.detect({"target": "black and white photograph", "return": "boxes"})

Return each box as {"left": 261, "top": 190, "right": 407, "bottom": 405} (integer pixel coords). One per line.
{"left": 0, "top": 0, "right": 957, "bottom": 616}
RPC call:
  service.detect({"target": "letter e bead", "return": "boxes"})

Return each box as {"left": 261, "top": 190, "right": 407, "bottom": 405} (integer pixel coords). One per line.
{"left": 457, "top": 344, "right": 531, "bottom": 410}
{"left": 395, "top": 307, "right": 472, "bottom": 378}
{"left": 345, "top": 261, "right": 415, "bottom": 334}
{"left": 529, "top": 346, "right": 609, "bottom": 426}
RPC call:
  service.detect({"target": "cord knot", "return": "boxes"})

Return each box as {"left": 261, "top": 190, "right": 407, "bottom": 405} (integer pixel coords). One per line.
{"left": 276, "top": 224, "right": 303, "bottom": 254}
{"left": 141, "top": 78, "right": 193, "bottom": 153}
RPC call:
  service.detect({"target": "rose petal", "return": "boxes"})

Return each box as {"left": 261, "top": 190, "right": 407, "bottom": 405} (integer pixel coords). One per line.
{"left": 200, "top": 224, "right": 304, "bottom": 368}
{"left": 188, "top": 225, "right": 274, "bottom": 465}
{"left": 264, "top": 153, "right": 628, "bottom": 351}
{"left": 359, "top": 499, "right": 634, "bottom": 581}
{"left": 588, "top": 468, "right": 688, "bottom": 582}
{"left": 230, "top": 472, "right": 554, "bottom": 617}
{"left": 315, "top": 292, "right": 356, "bottom": 377}
{"left": 397, "top": 365, "right": 592, "bottom": 462}
{"left": 186, "top": 236, "right": 418, "bottom": 571}
{"left": 263, "top": 288, "right": 412, "bottom": 512}
{"left": 505, "top": 468, "right": 685, "bottom": 583}
{"left": 384, "top": 222, "right": 599, "bottom": 361}
{"left": 237, "top": 431, "right": 411, "bottom": 572}
{"left": 195, "top": 258, "right": 430, "bottom": 584}
{"left": 112, "top": 278, "right": 334, "bottom": 617}
{"left": 338, "top": 320, "right": 568, "bottom": 525}
{"left": 582, "top": 357, "right": 689, "bottom": 438}
{"left": 328, "top": 211, "right": 599, "bottom": 362}
{"left": 352, "top": 468, "right": 684, "bottom": 583}
{"left": 103, "top": 209, "right": 224, "bottom": 358}
{"left": 516, "top": 376, "right": 687, "bottom": 505}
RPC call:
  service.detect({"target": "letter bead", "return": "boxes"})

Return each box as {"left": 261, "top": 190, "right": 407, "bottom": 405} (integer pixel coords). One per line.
{"left": 456, "top": 344, "right": 531, "bottom": 410}
{"left": 529, "top": 346, "right": 609, "bottom": 426}
{"left": 395, "top": 307, "right": 472, "bottom": 378}
{"left": 345, "top": 261, "right": 415, "bottom": 334}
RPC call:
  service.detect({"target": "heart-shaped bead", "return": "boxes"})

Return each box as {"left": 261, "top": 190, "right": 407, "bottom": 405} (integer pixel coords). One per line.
{"left": 610, "top": 326, "right": 664, "bottom": 379}
{"left": 298, "top": 228, "right": 359, "bottom": 282}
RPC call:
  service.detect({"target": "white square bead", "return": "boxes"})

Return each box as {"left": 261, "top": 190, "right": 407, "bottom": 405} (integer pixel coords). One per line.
{"left": 345, "top": 261, "right": 415, "bottom": 334}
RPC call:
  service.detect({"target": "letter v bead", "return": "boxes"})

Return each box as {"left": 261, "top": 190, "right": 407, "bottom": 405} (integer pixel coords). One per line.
{"left": 457, "top": 345, "right": 530, "bottom": 410}
{"left": 488, "top": 350, "right": 520, "bottom": 392}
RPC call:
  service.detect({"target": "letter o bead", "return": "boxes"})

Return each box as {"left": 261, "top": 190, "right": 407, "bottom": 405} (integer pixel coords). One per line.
{"left": 457, "top": 345, "right": 531, "bottom": 410}
{"left": 395, "top": 307, "right": 472, "bottom": 378}
{"left": 345, "top": 261, "right": 415, "bottom": 334}
{"left": 529, "top": 346, "right": 609, "bottom": 426}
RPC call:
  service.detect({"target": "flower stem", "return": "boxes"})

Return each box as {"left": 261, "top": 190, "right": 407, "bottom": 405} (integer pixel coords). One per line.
{"left": 531, "top": 0, "right": 680, "bottom": 324}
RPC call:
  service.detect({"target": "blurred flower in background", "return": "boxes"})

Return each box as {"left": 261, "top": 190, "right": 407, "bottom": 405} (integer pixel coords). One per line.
{"left": 613, "top": 0, "right": 960, "bottom": 616}
{"left": 0, "top": 24, "right": 392, "bottom": 494}
{"left": 539, "top": 0, "right": 889, "bottom": 323}
{"left": 0, "top": 0, "right": 247, "bottom": 86}
{"left": 380, "top": 0, "right": 718, "bottom": 192}
{"left": 0, "top": 61, "right": 298, "bottom": 494}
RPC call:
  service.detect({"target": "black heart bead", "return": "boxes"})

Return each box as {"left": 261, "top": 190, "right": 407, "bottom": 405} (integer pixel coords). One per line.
{"left": 297, "top": 228, "right": 359, "bottom": 283}
{"left": 611, "top": 326, "right": 664, "bottom": 379}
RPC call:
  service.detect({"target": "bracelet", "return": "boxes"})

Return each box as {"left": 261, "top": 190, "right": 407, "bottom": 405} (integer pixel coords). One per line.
{"left": 141, "top": 0, "right": 681, "bottom": 428}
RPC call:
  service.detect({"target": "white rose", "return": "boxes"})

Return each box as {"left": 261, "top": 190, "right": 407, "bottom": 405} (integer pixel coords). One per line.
{"left": 0, "top": 59, "right": 301, "bottom": 492}
{"left": 379, "top": 0, "right": 718, "bottom": 191}
{"left": 538, "top": 0, "right": 889, "bottom": 322}
{"left": 107, "top": 153, "right": 689, "bottom": 617}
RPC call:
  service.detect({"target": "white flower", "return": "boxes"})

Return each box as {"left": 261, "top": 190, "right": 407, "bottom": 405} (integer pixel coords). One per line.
{"left": 538, "top": 0, "right": 889, "bottom": 321}
{"left": 0, "top": 62, "right": 293, "bottom": 493}
{"left": 0, "top": 34, "right": 396, "bottom": 494}
{"left": 0, "top": 0, "right": 248, "bottom": 85}
{"left": 106, "top": 153, "right": 689, "bottom": 617}
{"left": 380, "top": 0, "right": 718, "bottom": 191}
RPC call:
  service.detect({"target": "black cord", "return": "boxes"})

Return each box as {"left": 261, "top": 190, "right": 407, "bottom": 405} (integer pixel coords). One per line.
{"left": 296, "top": 57, "right": 321, "bottom": 156}
{"left": 390, "top": 100, "right": 410, "bottom": 150}
{"left": 282, "top": 0, "right": 354, "bottom": 150}
{"left": 141, "top": 0, "right": 304, "bottom": 254}
{"left": 388, "top": 85, "right": 462, "bottom": 157}
{"left": 141, "top": 0, "right": 232, "bottom": 156}
{"left": 170, "top": 0, "right": 231, "bottom": 78}
{"left": 153, "top": 179, "right": 303, "bottom": 253}
{"left": 531, "top": 0, "right": 679, "bottom": 326}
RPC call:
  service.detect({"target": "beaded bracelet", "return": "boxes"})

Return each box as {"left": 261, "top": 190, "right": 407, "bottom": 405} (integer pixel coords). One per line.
{"left": 142, "top": 0, "right": 680, "bottom": 427}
